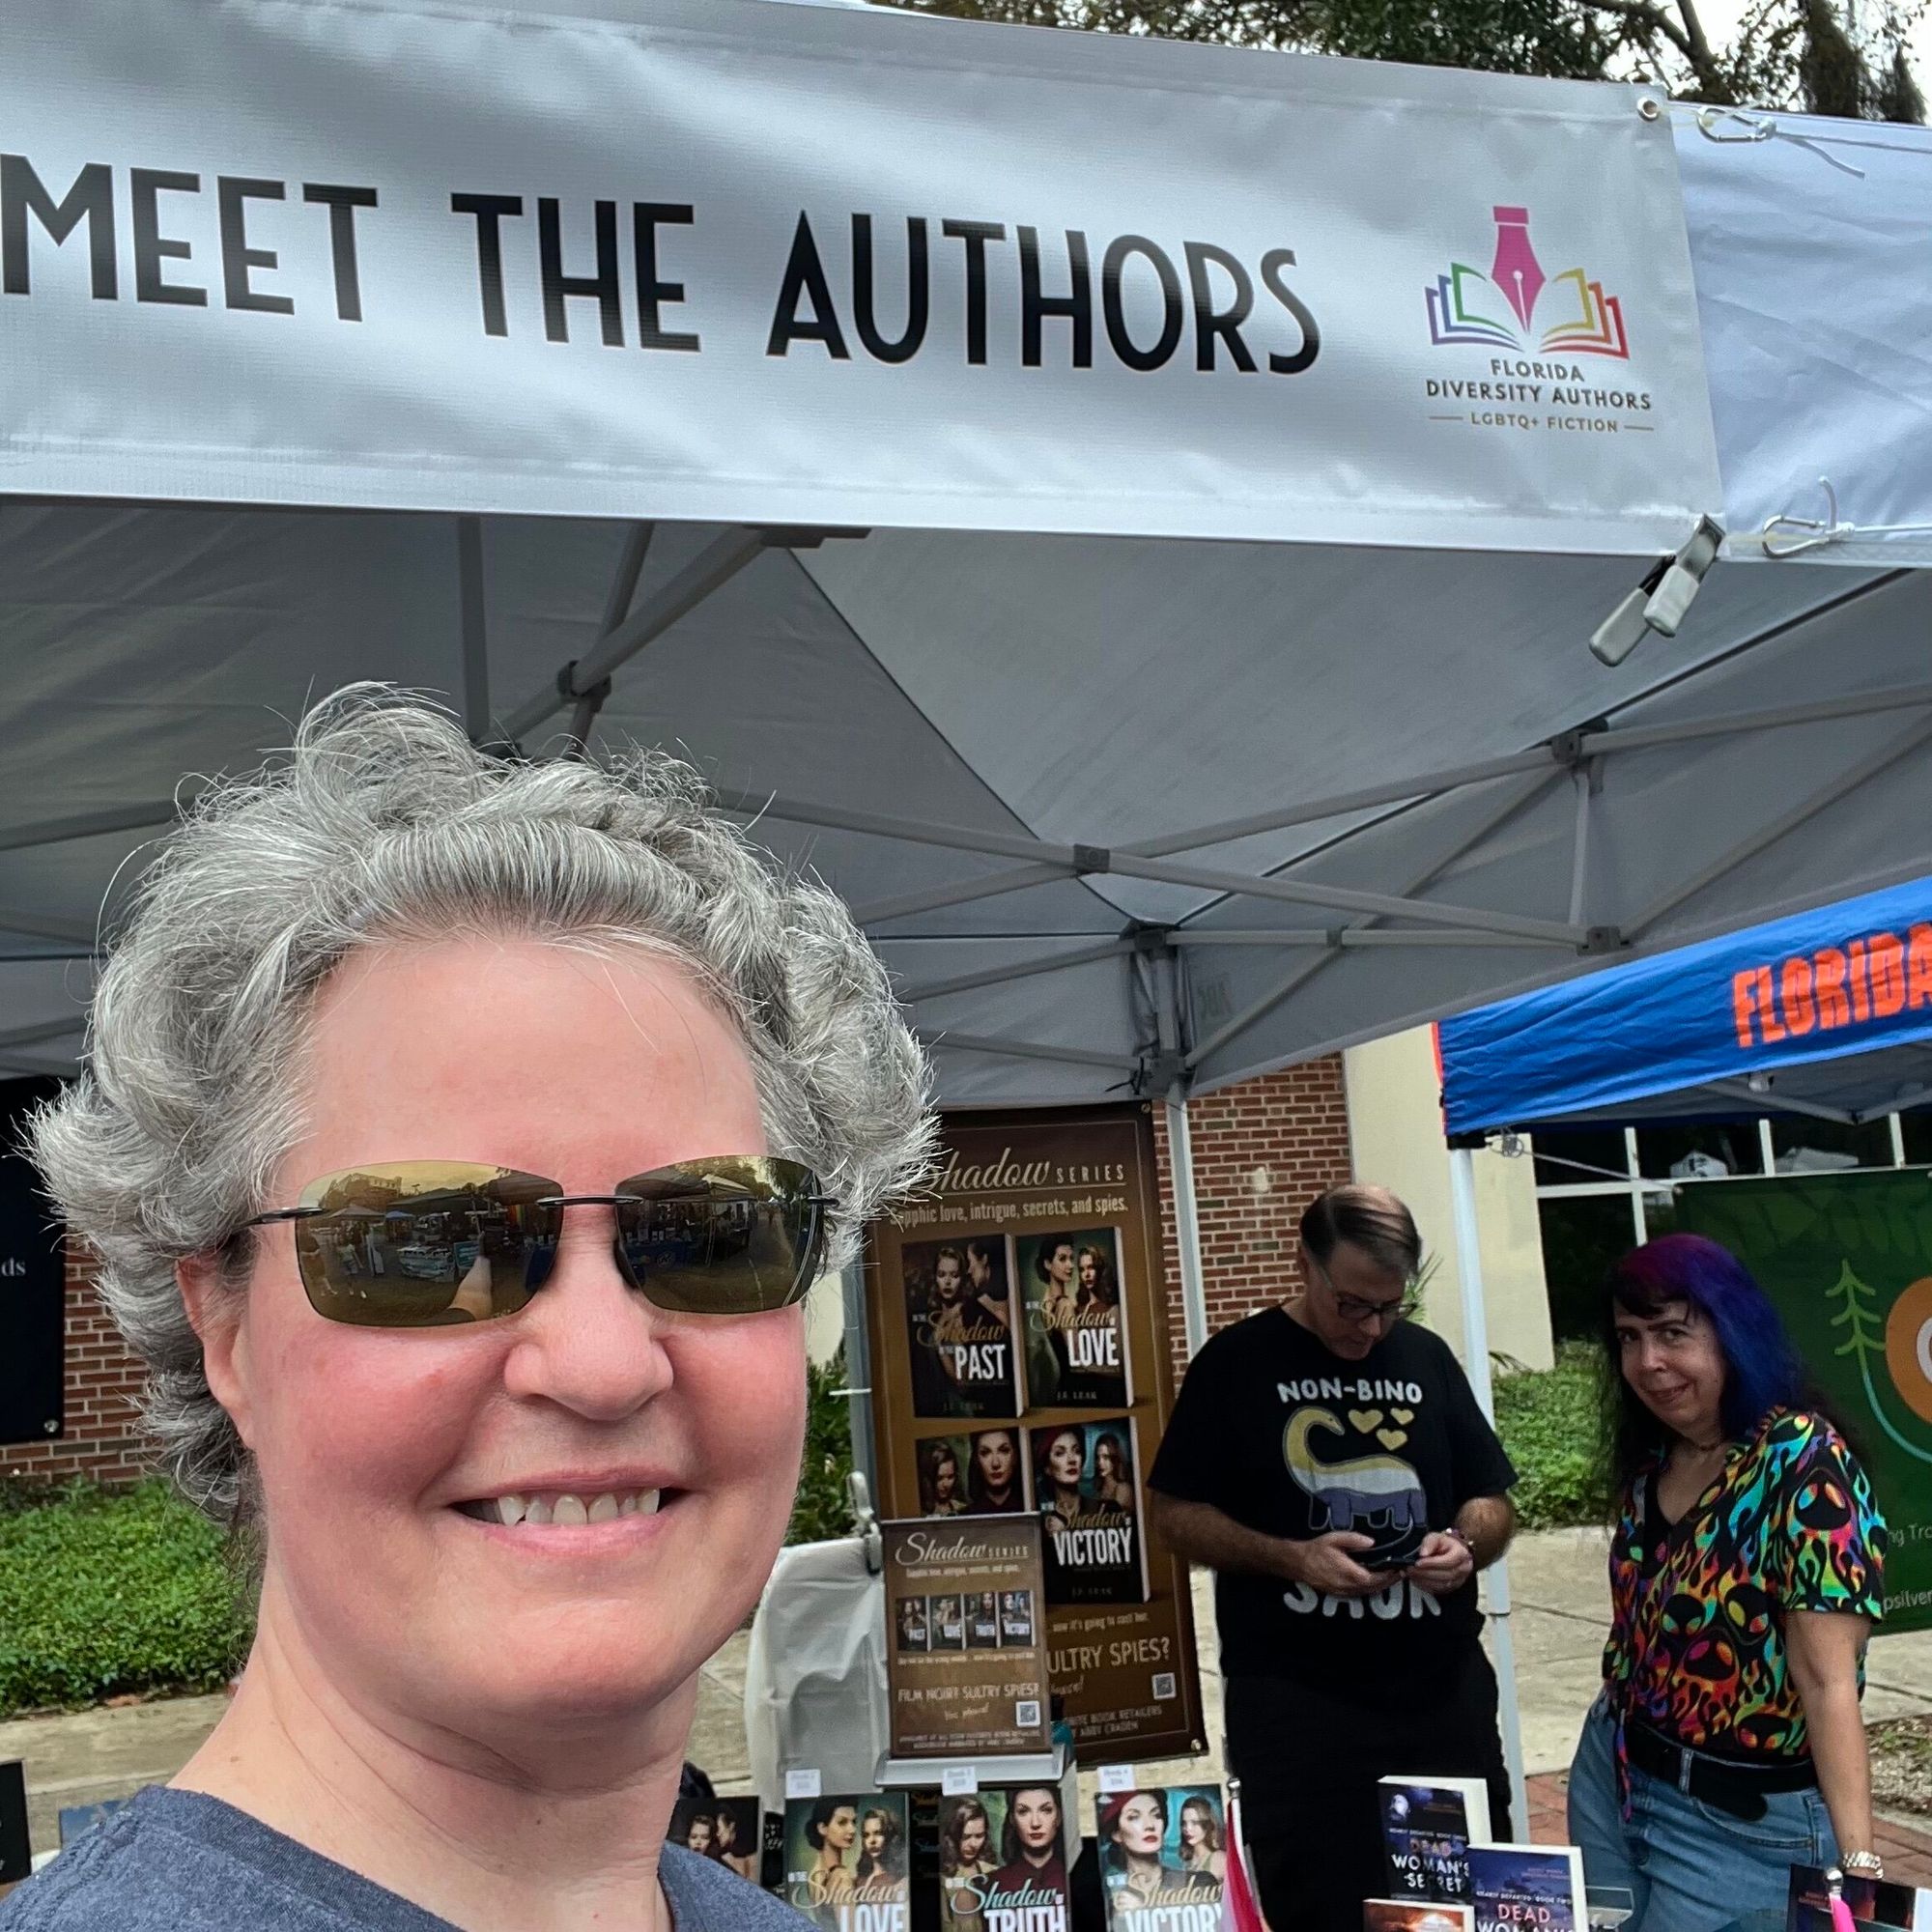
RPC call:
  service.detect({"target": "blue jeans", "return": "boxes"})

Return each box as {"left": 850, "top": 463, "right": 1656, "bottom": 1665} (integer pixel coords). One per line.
{"left": 1568, "top": 1696, "right": 1836, "bottom": 1932}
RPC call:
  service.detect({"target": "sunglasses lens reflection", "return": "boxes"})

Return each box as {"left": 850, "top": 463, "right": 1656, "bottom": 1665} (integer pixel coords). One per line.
{"left": 290, "top": 1163, "right": 559, "bottom": 1328}
{"left": 283, "top": 1157, "right": 823, "bottom": 1325}
{"left": 613, "top": 1158, "right": 823, "bottom": 1314}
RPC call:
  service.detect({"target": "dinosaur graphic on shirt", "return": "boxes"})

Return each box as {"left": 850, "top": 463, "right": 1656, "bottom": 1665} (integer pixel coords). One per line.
{"left": 1282, "top": 1406, "right": 1427, "bottom": 1536}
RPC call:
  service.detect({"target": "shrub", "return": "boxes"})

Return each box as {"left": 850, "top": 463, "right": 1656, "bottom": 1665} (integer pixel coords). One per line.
{"left": 0, "top": 1480, "right": 252, "bottom": 1716}
{"left": 1493, "top": 1342, "right": 1607, "bottom": 1530}
{"left": 786, "top": 1349, "right": 858, "bottom": 1546}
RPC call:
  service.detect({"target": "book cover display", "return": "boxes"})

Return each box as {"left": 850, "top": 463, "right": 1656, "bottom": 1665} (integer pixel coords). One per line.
{"left": 1786, "top": 1864, "right": 1925, "bottom": 1932}
{"left": 783, "top": 1792, "right": 912, "bottom": 1932}
{"left": 1097, "top": 1785, "right": 1227, "bottom": 1932}
{"left": 667, "top": 1793, "right": 762, "bottom": 1886}
{"left": 867, "top": 1106, "right": 1205, "bottom": 1761}
{"left": 1466, "top": 1844, "right": 1585, "bottom": 1932}
{"left": 1366, "top": 1904, "right": 1478, "bottom": 1932}
{"left": 1378, "top": 1777, "right": 1493, "bottom": 1902}
{"left": 883, "top": 1516, "right": 1052, "bottom": 1760}
{"left": 916, "top": 1429, "right": 1033, "bottom": 1520}
{"left": 904, "top": 1237, "right": 1022, "bottom": 1422}
{"left": 936, "top": 1785, "right": 1073, "bottom": 1932}
{"left": 1015, "top": 1228, "right": 1130, "bottom": 1410}
{"left": 1031, "top": 1418, "right": 1147, "bottom": 1606}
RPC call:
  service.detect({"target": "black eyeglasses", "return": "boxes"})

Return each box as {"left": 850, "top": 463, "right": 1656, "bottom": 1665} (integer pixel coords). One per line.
{"left": 1309, "top": 1254, "right": 1420, "bottom": 1329}
{"left": 242, "top": 1156, "right": 832, "bottom": 1327}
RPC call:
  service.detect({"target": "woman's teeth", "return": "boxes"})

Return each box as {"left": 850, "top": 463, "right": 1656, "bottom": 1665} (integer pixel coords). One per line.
{"left": 464, "top": 1489, "right": 663, "bottom": 1526}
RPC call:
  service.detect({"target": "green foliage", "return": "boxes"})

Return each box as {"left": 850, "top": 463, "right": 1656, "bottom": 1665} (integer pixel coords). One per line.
{"left": 900, "top": 0, "right": 1925, "bottom": 124}
{"left": 787, "top": 1350, "right": 859, "bottom": 1546}
{"left": 1493, "top": 1342, "right": 1609, "bottom": 1530}
{"left": 0, "top": 1480, "right": 253, "bottom": 1717}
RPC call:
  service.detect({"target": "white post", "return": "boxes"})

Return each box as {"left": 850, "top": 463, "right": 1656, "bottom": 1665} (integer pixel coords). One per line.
{"left": 1166, "top": 1088, "right": 1209, "bottom": 1359}
{"left": 1449, "top": 1145, "right": 1530, "bottom": 1839}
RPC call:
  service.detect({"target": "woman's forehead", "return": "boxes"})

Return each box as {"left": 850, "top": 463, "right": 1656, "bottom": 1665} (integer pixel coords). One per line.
{"left": 293, "top": 936, "right": 763, "bottom": 1179}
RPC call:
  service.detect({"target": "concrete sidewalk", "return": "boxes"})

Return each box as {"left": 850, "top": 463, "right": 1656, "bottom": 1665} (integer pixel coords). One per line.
{"left": 1504, "top": 1526, "right": 1932, "bottom": 1774}
{"left": 7, "top": 1528, "right": 1932, "bottom": 1861}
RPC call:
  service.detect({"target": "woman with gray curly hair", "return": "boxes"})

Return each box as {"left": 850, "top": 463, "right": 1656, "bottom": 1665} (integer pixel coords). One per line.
{"left": 1, "top": 687, "right": 932, "bottom": 1932}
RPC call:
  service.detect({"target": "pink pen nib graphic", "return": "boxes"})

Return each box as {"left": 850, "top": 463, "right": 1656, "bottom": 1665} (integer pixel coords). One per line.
{"left": 1491, "top": 205, "right": 1546, "bottom": 331}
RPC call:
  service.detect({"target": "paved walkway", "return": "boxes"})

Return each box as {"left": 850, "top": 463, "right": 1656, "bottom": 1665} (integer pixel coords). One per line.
{"left": 9, "top": 1527, "right": 1932, "bottom": 1876}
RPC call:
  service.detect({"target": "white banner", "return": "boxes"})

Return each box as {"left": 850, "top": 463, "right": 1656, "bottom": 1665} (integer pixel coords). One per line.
{"left": 0, "top": 0, "right": 1721, "bottom": 552}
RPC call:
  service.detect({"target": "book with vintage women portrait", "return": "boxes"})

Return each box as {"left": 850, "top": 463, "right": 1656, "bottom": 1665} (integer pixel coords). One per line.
{"left": 667, "top": 1793, "right": 763, "bottom": 1887}
{"left": 903, "top": 1237, "right": 1020, "bottom": 1422}
{"left": 1014, "top": 1227, "right": 1130, "bottom": 1410}
{"left": 1096, "top": 1785, "right": 1227, "bottom": 1932}
{"left": 783, "top": 1791, "right": 910, "bottom": 1932}
{"left": 933, "top": 1785, "right": 1071, "bottom": 1932}
{"left": 1030, "top": 1417, "right": 1148, "bottom": 1606}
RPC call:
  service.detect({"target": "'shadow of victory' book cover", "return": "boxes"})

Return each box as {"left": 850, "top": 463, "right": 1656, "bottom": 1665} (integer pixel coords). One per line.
{"left": 1096, "top": 1785, "right": 1227, "bottom": 1932}
{"left": 1031, "top": 1417, "right": 1148, "bottom": 1606}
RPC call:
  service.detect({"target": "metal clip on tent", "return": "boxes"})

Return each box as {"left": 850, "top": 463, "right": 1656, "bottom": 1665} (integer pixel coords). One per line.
{"left": 1692, "top": 105, "right": 1867, "bottom": 178}
{"left": 1756, "top": 477, "right": 1932, "bottom": 559}
{"left": 847, "top": 1469, "right": 884, "bottom": 1576}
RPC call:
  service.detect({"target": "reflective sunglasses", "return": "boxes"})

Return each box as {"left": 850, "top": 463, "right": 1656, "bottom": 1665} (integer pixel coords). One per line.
{"left": 242, "top": 1156, "right": 831, "bottom": 1327}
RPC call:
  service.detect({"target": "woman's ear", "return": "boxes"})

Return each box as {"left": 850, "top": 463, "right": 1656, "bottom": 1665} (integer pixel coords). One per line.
{"left": 178, "top": 1252, "right": 255, "bottom": 1450}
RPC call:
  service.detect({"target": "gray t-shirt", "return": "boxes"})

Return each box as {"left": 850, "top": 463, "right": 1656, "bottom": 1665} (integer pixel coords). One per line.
{"left": 0, "top": 1785, "right": 811, "bottom": 1931}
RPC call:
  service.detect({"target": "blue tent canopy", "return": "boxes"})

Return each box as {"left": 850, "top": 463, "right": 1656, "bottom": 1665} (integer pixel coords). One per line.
{"left": 1440, "top": 876, "right": 1932, "bottom": 1137}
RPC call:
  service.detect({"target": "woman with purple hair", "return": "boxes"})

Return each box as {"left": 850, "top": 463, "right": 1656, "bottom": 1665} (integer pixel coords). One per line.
{"left": 1567, "top": 1234, "right": 1888, "bottom": 1930}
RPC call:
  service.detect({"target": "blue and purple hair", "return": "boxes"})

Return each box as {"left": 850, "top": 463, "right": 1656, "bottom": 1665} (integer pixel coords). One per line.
{"left": 1598, "top": 1233, "right": 1815, "bottom": 1492}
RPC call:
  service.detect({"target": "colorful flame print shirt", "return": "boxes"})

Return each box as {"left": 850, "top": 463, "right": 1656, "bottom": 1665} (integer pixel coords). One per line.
{"left": 1605, "top": 1407, "right": 1886, "bottom": 1761}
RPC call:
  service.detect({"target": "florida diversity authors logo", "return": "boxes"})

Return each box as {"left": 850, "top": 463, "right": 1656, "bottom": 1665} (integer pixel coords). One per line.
{"left": 1420, "top": 203, "right": 1654, "bottom": 440}
{"left": 1426, "top": 205, "right": 1629, "bottom": 359}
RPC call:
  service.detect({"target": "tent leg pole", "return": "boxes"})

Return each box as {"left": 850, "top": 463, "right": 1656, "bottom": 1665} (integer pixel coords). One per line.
{"left": 1166, "top": 1089, "right": 1209, "bottom": 1359}
{"left": 456, "top": 515, "right": 491, "bottom": 743}
{"left": 838, "top": 1257, "right": 877, "bottom": 1504}
{"left": 1450, "top": 1145, "right": 1529, "bottom": 1838}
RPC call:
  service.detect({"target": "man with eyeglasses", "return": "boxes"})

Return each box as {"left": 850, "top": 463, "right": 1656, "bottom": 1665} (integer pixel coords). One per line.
{"left": 1147, "top": 1184, "right": 1518, "bottom": 1932}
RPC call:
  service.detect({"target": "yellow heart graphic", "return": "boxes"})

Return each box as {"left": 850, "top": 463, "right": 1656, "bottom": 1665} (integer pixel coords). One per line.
{"left": 1348, "top": 1407, "right": 1383, "bottom": 1435}
{"left": 1377, "top": 1428, "right": 1410, "bottom": 1452}
{"left": 1392, "top": 1407, "right": 1415, "bottom": 1426}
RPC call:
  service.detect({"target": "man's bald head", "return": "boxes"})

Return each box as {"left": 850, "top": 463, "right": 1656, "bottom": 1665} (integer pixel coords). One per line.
{"left": 1299, "top": 1183, "right": 1423, "bottom": 1282}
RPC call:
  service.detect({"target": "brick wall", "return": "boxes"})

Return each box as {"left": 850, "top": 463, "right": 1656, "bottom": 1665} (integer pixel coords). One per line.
{"left": 1152, "top": 1055, "right": 1353, "bottom": 1388}
{"left": 2, "top": 1240, "right": 151, "bottom": 1489}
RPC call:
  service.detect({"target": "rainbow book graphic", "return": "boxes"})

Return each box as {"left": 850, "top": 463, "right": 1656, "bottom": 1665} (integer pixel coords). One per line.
{"left": 1426, "top": 206, "right": 1629, "bottom": 359}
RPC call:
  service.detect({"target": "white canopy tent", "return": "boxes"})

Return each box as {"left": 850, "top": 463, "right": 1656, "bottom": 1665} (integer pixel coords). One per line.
{"left": 3, "top": 0, "right": 1931, "bottom": 1823}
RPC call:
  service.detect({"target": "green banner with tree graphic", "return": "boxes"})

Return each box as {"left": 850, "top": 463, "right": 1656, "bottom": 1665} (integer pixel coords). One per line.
{"left": 1675, "top": 1171, "right": 1932, "bottom": 1632}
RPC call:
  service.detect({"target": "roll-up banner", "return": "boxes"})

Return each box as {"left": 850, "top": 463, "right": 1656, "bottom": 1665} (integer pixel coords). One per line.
{"left": 1675, "top": 1172, "right": 1932, "bottom": 1634}
{"left": 867, "top": 1103, "right": 1205, "bottom": 1762}
{"left": 2, "top": 0, "right": 1719, "bottom": 551}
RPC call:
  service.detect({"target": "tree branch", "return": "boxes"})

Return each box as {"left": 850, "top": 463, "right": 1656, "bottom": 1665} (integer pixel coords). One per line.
{"left": 1675, "top": 0, "right": 1718, "bottom": 67}
{"left": 1588, "top": 0, "right": 1697, "bottom": 60}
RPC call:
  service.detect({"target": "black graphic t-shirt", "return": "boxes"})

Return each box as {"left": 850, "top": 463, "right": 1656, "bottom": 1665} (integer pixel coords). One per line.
{"left": 1149, "top": 1308, "right": 1517, "bottom": 1686}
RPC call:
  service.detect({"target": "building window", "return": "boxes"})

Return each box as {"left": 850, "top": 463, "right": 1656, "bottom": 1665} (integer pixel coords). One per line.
{"left": 1532, "top": 1111, "right": 1924, "bottom": 1343}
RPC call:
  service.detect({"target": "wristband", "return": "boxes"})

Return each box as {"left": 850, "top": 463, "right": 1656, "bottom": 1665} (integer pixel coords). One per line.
{"left": 1842, "top": 1852, "right": 1886, "bottom": 1878}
